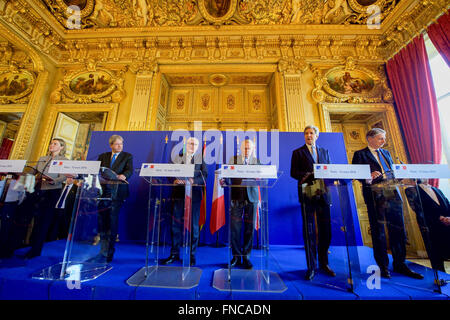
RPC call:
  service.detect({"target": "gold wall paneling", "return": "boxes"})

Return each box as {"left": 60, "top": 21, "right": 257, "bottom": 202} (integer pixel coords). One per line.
{"left": 36, "top": 103, "right": 118, "bottom": 159}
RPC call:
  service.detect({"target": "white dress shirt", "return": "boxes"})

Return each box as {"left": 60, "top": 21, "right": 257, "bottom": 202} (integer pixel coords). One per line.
{"left": 368, "top": 146, "right": 386, "bottom": 173}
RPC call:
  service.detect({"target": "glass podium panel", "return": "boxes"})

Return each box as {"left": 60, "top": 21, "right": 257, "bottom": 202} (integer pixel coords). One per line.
{"left": 126, "top": 170, "right": 205, "bottom": 289}
{"left": 357, "top": 177, "right": 442, "bottom": 293}
{"left": 32, "top": 167, "right": 127, "bottom": 282}
{"left": 0, "top": 160, "right": 43, "bottom": 263}
{"left": 212, "top": 172, "right": 288, "bottom": 293}
{"left": 299, "top": 179, "right": 360, "bottom": 292}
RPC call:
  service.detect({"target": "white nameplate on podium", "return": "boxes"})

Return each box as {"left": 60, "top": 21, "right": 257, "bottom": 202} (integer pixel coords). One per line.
{"left": 48, "top": 160, "right": 101, "bottom": 174}
{"left": 0, "top": 160, "right": 27, "bottom": 173}
{"left": 314, "top": 164, "right": 371, "bottom": 179}
{"left": 140, "top": 163, "right": 195, "bottom": 177}
{"left": 392, "top": 164, "right": 450, "bottom": 179}
{"left": 220, "top": 165, "right": 277, "bottom": 179}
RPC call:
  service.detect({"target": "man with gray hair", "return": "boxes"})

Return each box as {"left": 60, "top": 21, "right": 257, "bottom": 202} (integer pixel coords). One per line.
{"left": 352, "top": 128, "right": 423, "bottom": 279}
{"left": 290, "top": 125, "right": 335, "bottom": 280}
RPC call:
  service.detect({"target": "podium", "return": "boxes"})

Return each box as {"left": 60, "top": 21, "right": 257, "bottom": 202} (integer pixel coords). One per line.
{"left": 212, "top": 165, "right": 287, "bottom": 293}
{"left": 362, "top": 176, "right": 443, "bottom": 293}
{"left": 32, "top": 165, "right": 127, "bottom": 282}
{"left": 300, "top": 178, "right": 361, "bottom": 292}
{"left": 126, "top": 164, "right": 205, "bottom": 289}
{"left": 0, "top": 160, "right": 39, "bottom": 260}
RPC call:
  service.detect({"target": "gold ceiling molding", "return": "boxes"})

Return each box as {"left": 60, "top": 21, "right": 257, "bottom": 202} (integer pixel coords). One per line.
{"left": 311, "top": 56, "right": 393, "bottom": 104}
{"left": 0, "top": 0, "right": 64, "bottom": 58}
{"left": 277, "top": 57, "right": 308, "bottom": 74}
{"left": 38, "top": 0, "right": 400, "bottom": 29}
{"left": 50, "top": 60, "right": 126, "bottom": 103}
{"left": 0, "top": 0, "right": 446, "bottom": 65}
{"left": 382, "top": 0, "right": 449, "bottom": 60}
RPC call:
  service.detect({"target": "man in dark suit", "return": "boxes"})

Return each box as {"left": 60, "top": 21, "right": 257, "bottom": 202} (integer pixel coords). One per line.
{"left": 96, "top": 134, "right": 133, "bottom": 263}
{"left": 161, "top": 137, "right": 208, "bottom": 267}
{"left": 406, "top": 180, "right": 450, "bottom": 272}
{"left": 352, "top": 128, "right": 423, "bottom": 279}
{"left": 290, "top": 125, "right": 335, "bottom": 280}
{"left": 227, "top": 139, "right": 260, "bottom": 269}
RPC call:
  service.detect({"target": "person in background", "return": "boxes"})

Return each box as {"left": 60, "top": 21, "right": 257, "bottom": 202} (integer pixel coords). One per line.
{"left": 0, "top": 174, "right": 26, "bottom": 259}
{"left": 406, "top": 179, "right": 450, "bottom": 272}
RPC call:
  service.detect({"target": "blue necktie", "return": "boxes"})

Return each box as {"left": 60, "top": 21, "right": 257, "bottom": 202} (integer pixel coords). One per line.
{"left": 311, "top": 146, "right": 318, "bottom": 163}
{"left": 111, "top": 153, "right": 117, "bottom": 167}
{"left": 56, "top": 185, "right": 70, "bottom": 209}
{"left": 376, "top": 149, "right": 390, "bottom": 173}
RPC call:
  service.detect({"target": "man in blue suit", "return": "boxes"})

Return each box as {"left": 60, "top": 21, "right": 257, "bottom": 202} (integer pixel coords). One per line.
{"left": 290, "top": 125, "right": 335, "bottom": 280}
{"left": 352, "top": 128, "right": 423, "bottom": 279}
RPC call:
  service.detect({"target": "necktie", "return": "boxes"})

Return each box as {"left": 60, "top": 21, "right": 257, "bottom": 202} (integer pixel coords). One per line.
{"left": 311, "top": 146, "right": 318, "bottom": 163}
{"left": 111, "top": 153, "right": 117, "bottom": 167}
{"left": 376, "top": 149, "right": 390, "bottom": 173}
{"left": 56, "top": 185, "right": 70, "bottom": 209}
{"left": 244, "top": 157, "right": 249, "bottom": 165}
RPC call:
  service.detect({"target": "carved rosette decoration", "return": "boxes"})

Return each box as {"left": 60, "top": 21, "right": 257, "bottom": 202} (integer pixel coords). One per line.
{"left": 0, "top": 66, "right": 35, "bottom": 104}
{"left": 50, "top": 62, "right": 126, "bottom": 104}
{"left": 278, "top": 58, "right": 308, "bottom": 74}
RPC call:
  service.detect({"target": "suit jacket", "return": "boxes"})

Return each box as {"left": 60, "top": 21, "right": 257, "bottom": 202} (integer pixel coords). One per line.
{"left": 352, "top": 146, "right": 396, "bottom": 203}
{"left": 290, "top": 144, "right": 331, "bottom": 201}
{"left": 228, "top": 155, "right": 260, "bottom": 203}
{"left": 35, "top": 155, "right": 68, "bottom": 190}
{"left": 171, "top": 152, "right": 208, "bottom": 201}
{"left": 97, "top": 151, "right": 133, "bottom": 201}
{"left": 351, "top": 147, "right": 394, "bottom": 186}
{"left": 406, "top": 185, "right": 450, "bottom": 227}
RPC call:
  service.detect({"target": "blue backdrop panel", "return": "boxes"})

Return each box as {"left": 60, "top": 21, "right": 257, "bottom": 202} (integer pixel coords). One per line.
{"left": 87, "top": 131, "right": 363, "bottom": 246}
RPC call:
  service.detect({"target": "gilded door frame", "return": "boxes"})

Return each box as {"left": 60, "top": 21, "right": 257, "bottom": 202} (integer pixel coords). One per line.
{"left": 318, "top": 102, "right": 408, "bottom": 162}
{"left": 0, "top": 104, "right": 27, "bottom": 159}
{"left": 318, "top": 102, "right": 427, "bottom": 257}
{"left": 37, "top": 103, "right": 118, "bottom": 158}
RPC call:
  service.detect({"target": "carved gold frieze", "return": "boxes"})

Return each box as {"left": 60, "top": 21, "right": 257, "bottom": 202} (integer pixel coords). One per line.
{"left": 50, "top": 61, "right": 126, "bottom": 103}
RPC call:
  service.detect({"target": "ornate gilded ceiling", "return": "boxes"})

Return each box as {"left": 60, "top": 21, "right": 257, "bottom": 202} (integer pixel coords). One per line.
{"left": 42, "top": 0, "right": 399, "bottom": 28}
{"left": 0, "top": 0, "right": 448, "bottom": 66}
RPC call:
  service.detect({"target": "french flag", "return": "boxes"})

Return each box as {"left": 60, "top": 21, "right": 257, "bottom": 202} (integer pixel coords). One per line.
{"left": 209, "top": 169, "right": 225, "bottom": 234}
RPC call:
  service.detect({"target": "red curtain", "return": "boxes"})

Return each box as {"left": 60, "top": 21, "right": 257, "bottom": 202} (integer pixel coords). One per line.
{"left": 386, "top": 34, "right": 442, "bottom": 187}
{"left": 427, "top": 10, "right": 450, "bottom": 67}
{"left": 0, "top": 138, "right": 14, "bottom": 159}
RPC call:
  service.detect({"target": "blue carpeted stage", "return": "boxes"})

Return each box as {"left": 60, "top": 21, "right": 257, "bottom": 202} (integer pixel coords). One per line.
{"left": 0, "top": 240, "right": 448, "bottom": 300}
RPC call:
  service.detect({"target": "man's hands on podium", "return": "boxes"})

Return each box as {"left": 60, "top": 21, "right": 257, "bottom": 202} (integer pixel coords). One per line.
{"left": 366, "top": 170, "right": 382, "bottom": 184}
{"left": 440, "top": 216, "right": 450, "bottom": 226}
{"left": 117, "top": 174, "right": 127, "bottom": 181}
{"left": 174, "top": 178, "right": 194, "bottom": 185}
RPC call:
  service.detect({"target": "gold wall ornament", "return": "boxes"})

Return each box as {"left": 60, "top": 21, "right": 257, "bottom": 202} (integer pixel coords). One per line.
{"left": 277, "top": 58, "right": 308, "bottom": 74}
{"left": 51, "top": 64, "right": 126, "bottom": 104}
{"left": 0, "top": 68, "right": 35, "bottom": 104}
{"left": 321, "top": 63, "right": 383, "bottom": 103}
{"left": 198, "top": 0, "right": 237, "bottom": 24}
{"left": 209, "top": 73, "right": 228, "bottom": 86}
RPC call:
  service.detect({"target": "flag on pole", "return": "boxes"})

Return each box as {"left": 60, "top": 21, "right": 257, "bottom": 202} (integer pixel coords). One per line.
{"left": 209, "top": 136, "right": 225, "bottom": 234}
{"left": 199, "top": 141, "right": 207, "bottom": 231}
{"left": 255, "top": 186, "right": 261, "bottom": 230}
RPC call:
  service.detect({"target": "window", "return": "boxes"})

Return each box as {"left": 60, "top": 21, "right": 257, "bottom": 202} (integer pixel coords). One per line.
{"left": 424, "top": 33, "right": 450, "bottom": 198}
